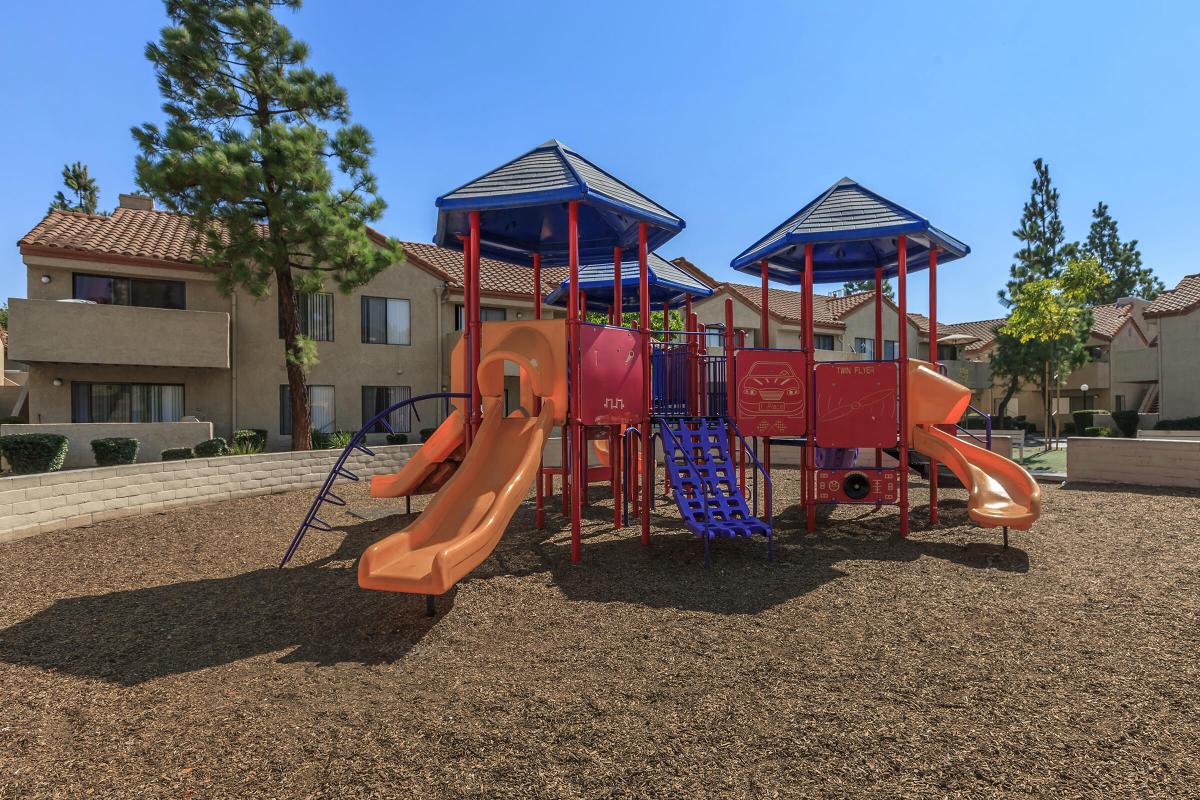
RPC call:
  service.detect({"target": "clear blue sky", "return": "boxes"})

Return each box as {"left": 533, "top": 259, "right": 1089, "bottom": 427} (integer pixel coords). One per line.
{"left": 3, "top": 0, "right": 1197, "bottom": 322}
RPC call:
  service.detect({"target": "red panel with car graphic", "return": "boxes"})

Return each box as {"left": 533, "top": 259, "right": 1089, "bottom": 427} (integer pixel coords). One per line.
{"left": 814, "top": 361, "right": 898, "bottom": 448}
{"left": 579, "top": 324, "right": 644, "bottom": 425}
{"left": 734, "top": 349, "right": 808, "bottom": 436}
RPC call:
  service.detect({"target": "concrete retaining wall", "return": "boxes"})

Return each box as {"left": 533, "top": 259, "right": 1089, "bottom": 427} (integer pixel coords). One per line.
{"left": 1138, "top": 430, "right": 1200, "bottom": 440}
{"left": 0, "top": 421, "right": 215, "bottom": 469}
{"left": 0, "top": 443, "right": 419, "bottom": 543}
{"left": 1067, "top": 437, "right": 1200, "bottom": 489}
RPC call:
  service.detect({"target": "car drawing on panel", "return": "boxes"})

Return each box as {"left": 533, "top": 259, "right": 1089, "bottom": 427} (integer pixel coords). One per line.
{"left": 739, "top": 360, "right": 805, "bottom": 416}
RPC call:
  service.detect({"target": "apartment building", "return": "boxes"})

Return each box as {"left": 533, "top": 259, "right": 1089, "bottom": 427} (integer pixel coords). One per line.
{"left": 1143, "top": 273, "right": 1200, "bottom": 420}
{"left": 7, "top": 196, "right": 564, "bottom": 449}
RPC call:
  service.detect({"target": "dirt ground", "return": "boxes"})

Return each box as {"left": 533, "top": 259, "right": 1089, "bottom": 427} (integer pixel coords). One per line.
{"left": 1, "top": 470, "right": 1198, "bottom": 799}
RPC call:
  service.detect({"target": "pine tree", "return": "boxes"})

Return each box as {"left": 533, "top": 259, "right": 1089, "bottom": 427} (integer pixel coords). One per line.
{"left": 841, "top": 278, "right": 894, "bottom": 299}
{"left": 999, "top": 157, "right": 1064, "bottom": 306}
{"left": 1073, "top": 202, "right": 1163, "bottom": 303}
{"left": 49, "top": 161, "right": 101, "bottom": 214}
{"left": 133, "top": 0, "right": 400, "bottom": 450}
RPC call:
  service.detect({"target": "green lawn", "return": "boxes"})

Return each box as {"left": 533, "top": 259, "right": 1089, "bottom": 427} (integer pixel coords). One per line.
{"left": 1018, "top": 446, "right": 1068, "bottom": 472}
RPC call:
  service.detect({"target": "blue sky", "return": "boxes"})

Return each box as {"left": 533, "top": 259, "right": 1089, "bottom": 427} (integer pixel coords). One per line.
{"left": 2, "top": 0, "right": 1197, "bottom": 322}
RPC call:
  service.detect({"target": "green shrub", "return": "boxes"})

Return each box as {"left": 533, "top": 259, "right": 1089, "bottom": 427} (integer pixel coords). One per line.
{"left": 385, "top": 433, "right": 408, "bottom": 445}
{"left": 310, "top": 430, "right": 332, "bottom": 449}
{"left": 161, "top": 447, "right": 194, "bottom": 461}
{"left": 90, "top": 437, "right": 139, "bottom": 466}
{"left": 233, "top": 428, "right": 268, "bottom": 448}
{"left": 194, "top": 437, "right": 228, "bottom": 457}
{"left": 1112, "top": 409, "right": 1139, "bottom": 438}
{"left": 0, "top": 433, "right": 68, "bottom": 474}
{"left": 228, "top": 438, "right": 264, "bottom": 456}
{"left": 1154, "top": 416, "right": 1200, "bottom": 430}
{"left": 1083, "top": 426, "right": 1114, "bottom": 437}
{"left": 328, "top": 430, "right": 353, "bottom": 450}
{"left": 1072, "top": 409, "right": 1107, "bottom": 433}
{"left": 420, "top": 427, "right": 437, "bottom": 442}
{"left": 1061, "top": 422, "right": 1076, "bottom": 436}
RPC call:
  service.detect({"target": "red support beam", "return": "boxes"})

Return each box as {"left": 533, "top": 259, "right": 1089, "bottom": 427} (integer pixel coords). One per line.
{"left": 567, "top": 201, "right": 582, "bottom": 562}
{"left": 612, "top": 245, "right": 623, "bottom": 530}
{"left": 897, "top": 235, "right": 909, "bottom": 537}
{"left": 460, "top": 236, "right": 473, "bottom": 450}
{"left": 469, "top": 213, "right": 483, "bottom": 446}
{"left": 928, "top": 247, "right": 939, "bottom": 524}
{"left": 804, "top": 243, "right": 816, "bottom": 531}
{"left": 875, "top": 264, "right": 884, "bottom": 469}
{"left": 614, "top": 246, "right": 623, "bottom": 325}
{"left": 533, "top": 251, "right": 544, "bottom": 530}
{"left": 759, "top": 258, "right": 770, "bottom": 348}
{"left": 639, "top": 223, "right": 652, "bottom": 547}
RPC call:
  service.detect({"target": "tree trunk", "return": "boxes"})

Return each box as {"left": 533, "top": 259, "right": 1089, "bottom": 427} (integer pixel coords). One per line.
{"left": 1043, "top": 363, "right": 1052, "bottom": 451}
{"left": 996, "top": 376, "right": 1020, "bottom": 421}
{"left": 277, "top": 267, "right": 312, "bottom": 451}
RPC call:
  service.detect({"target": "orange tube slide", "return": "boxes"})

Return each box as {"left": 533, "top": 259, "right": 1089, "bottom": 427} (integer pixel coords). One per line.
{"left": 369, "top": 410, "right": 463, "bottom": 498}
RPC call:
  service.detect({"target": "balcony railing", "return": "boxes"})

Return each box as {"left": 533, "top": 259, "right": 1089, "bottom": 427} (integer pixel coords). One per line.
{"left": 1111, "top": 349, "right": 1159, "bottom": 384}
{"left": 7, "top": 298, "right": 230, "bottom": 369}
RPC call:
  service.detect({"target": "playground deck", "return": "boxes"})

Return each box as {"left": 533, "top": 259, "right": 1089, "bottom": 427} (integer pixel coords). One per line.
{"left": 1, "top": 475, "right": 1197, "bottom": 798}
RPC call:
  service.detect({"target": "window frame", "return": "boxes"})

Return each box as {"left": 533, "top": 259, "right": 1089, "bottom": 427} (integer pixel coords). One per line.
{"left": 278, "top": 291, "right": 335, "bottom": 342}
{"left": 361, "top": 385, "right": 412, "bottom": 434}
{"left": 72, "top": 272, "right": 186, "bottom": 310}
{"left": 813, "top": 334, "right": 835, "bottom": 351}
{"left": 454, "top": 304, "right": 506, "bottom": 330}
{"left": 360, "top": 295, "right": 412, "bottom": 346}
{"left": 70, "top": 381, "right": 186, "bottom": 423}
{"left": 279, "top": 384, "right": 336, "bottom": 436}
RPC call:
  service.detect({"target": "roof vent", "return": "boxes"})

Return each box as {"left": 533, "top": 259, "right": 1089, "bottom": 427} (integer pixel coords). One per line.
{"left": 118, "top": 193, "right": 154, "bottom": 211}
{"left": 1115, "top": 295, "right": 1142, "bottom": 307}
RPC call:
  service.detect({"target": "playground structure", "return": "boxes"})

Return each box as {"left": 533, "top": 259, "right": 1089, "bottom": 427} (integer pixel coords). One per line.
{"left": 281, "top": 142, "right": 1042, "bottom": 604}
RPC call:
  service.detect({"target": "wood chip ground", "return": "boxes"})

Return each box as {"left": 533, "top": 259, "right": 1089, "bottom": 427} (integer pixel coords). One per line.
{"left": 1, "top": 471, "right": 1197, "bottom": 798}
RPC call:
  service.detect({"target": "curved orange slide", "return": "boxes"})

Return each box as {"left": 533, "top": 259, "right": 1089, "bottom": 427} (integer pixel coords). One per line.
{"left": 369, "top": 409, "right": 464, "bottom": 498}
{"left": 359, "top": 320, "right": 567, "bottom": 595}
{"left": 907, "top": 360, "right": 1041, "bottom": 530}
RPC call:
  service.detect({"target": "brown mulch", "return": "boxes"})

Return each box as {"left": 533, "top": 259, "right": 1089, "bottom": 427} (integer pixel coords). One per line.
{"left": 1, "top": 471, "right": 1198, "bottom": 799}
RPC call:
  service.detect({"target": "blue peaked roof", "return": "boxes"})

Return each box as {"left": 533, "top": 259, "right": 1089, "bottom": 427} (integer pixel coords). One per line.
{"left": 434, "top": 139, "right": 685, "bottom": 267}
{"left": 543, "top": 252, "right": 713, "bottom": 312}
{"left": 730, "top": 178, "right": 970, "bottom": 284}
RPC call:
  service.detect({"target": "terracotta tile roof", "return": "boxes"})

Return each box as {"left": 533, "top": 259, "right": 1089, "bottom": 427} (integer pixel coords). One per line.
{"left": 906, "top": 312, "right": 956, "bottom": 340}
{"left": 1145, "top": 273, "right": 1200, "bottom": 318}
{"left": 1088, "top": 303, "right": 1134, "bottom": 339}
{"left": 399, "top": 240, "right": 567, "bottom": 299}
{"left": 721, "top": 283, "right": 891, "bottom": 329}
{"left": 939, "top": 318, "right": 1006, "bottom": 355}
{"left": 19, "top": 208, "right": 213, "bottom": 265}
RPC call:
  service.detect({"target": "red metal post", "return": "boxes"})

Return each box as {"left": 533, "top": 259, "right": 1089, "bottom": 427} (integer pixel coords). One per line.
{"left": 460, "top": 236, "right": 473, "bottom": 450}
{"left": 613, "top": 246, "right": 622, "bottom": 529}
{"left": 875, "top": 264, "right": 884, "bottom": 469}
{"left": 639, "top": 223, "right": 652, "bottom": 546}
{"left": 737, "top": 328, "right": 746, "bottom": 494}
{"left": 804, "top": 243, "right": 816, "bottom": 531}
{"left": 567, "top": 201, "right": 582, "bottom": 561}
{"left": 928, "top": 247, "right": 939, "bottom": 524}
{"left": 759, "top": 257, "right": 772, "bottom": 507}
{"left": 533, "top": 251, "right": 544, "bottom": 529}
{"left": 897, "top": 235, "right": 909, "bottom": 537}
{"left": 469, "top": 213, "right": 483, "bottom": 445}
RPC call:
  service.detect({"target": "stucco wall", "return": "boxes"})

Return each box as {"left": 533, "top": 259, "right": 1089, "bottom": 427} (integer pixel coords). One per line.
{"left": 1067, "top": 437, "right": 1200, "bottom": 489}
{"left": 0, "top": 421, "right": 214, "bottom": 468}
{"left": 1157, "top": 310, "right": 1200, "bottom": 420}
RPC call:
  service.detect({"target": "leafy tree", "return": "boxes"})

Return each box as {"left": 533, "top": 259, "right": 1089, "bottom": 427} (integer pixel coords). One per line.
{"left": 1068, "top": 202, "right": 1163, "bottom": 303}
{"left": 988, "top": 327, "right": 1043, "bottom": 421}
{"left": 0, "top": 301, "right": 7, "bottom": 330}
{"left": 586, "top": 309, "right": 685, "bottom": 341}
{"left": 133, "top": 0, "right": 400, "bottom": 450}
{"left": 999, "top": 158, "right": 1064, "bottom": 306}
{"left": 841, "top": 278, "right": 894, "bottom": 299}
{"left": 1001, "top": 257, "right": 1109, "bottom": 447}
{"left": 49, "top": 161, "right": 101, "bottom": 214}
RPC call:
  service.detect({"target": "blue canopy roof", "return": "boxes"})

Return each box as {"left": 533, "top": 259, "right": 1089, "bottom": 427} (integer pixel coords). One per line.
{"left": 543, "top": 252, "right": 713, "bottom": 312}
{"left": 434, "top": 139, "right": 685, "bottom": 267}
{"left": 729, "top": 178, "right": 969, "bottom": 284}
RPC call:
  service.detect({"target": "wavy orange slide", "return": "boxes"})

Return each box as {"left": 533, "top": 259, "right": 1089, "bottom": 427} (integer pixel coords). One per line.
{"left": 358, "top": 319, "right": 567, "bottom": 596}
{"left": 907, "top": 360, "right": 1041, "bottom": 530}
{"left": 369, "top": 409, "right": 463, "bottom": 498}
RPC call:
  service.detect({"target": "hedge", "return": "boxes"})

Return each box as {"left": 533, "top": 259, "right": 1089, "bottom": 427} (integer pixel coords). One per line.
{"left": 1072, "top": 409, "right": 1107, "bottom": 433}
{"left": 419, "top": 427, "right": 437, "bottom": 442}
{"left": 1154, "top": 416, "right": 1200, "bottom": 430}
{"left": 162, "top": 447, "right": 194, "bottom": 461}
{"left": 233, "top": 428, "right": 268, "bottom": 448}
{"left": 1084, "top": 426, "right": 1114, "bottom": 437}
{"left": 194, "top": 437, "right": 228, "bottom": 457}
{"left": 386, "top": 433, "right": 409, "bottom": 445}
{"left": 91, "top": 437, "right": 140, "bottom": 467}
{"left": 0, "top": 433, "right": 68, "bottom": 474}
{"left": 1112, "top": 409, "right": 1139, "bottom": 438}
{"left": 1061, "top": 422, "right": 1076, "bottom": 436}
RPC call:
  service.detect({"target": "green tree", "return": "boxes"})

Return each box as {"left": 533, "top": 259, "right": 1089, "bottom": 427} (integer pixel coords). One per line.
{"left": 999, "top": 157, "right": 1064, "bottom": 306}
{"left": 133, "top": 0, "right": 400, "bottom": 450}
{"left": 1069, "top": 202, "right": 1163, "bottom": 303}
{"left": 841, "top": 278, "right": 894, "bottom": 299}
{"left": 49, "top": 161, "right": 101, "bottom": 214}
{"left": 1001, "top": 257, "right": 1109, "bottom": 447}
{"left": 586, "top": 309, "right": 685, "bottom": 341}
{"left": 988, "top": 327, "right": 1043, "bottom": 422}
{"left": 0, "top": 301, "right": 7, "bottom": 330}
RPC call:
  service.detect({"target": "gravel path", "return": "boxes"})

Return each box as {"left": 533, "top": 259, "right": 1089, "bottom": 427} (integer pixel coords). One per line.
{"left": 1, "top": 471, "right": 1197, "bottom": 798}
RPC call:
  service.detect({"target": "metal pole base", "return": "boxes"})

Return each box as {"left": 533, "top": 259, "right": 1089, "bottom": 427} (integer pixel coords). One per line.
{"left": 425, "top": 594, "right": 436, "bottom": 617}
{"left": 1003, "top": 526, "right": 1009, "bottom": 549}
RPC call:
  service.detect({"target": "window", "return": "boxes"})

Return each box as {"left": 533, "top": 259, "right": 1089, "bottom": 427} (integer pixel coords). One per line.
{"left": 1114, "top": 395, "right": 1126, "bottom": 412}
{"left": 279, "top": 385, "right": 335, "bottom": 436}
{"left": 361, "top": 296, "right": 410, "bottom": 345}
{"left": 454, "top": 305, "right": 505, "bottom": 330}
{"left": 279, "top": 292, "right": 334, "bottom": 341}
{"left": 853, "top": 337, "right": 875, "bottom": 359}
{"left": 814, "top": 334, "right": 834, "bottom": 351}
{"left": 73, "top": 273, "right": 185, "bottom": 309}
{"left": 362, "top": 386, "right": 411, "bottom": 433}
{"left": 705, "top": 325, "right": 725, "bottom": 349}
{"left": 71, "top": 382, "right": 184, "bottom": 423}
{"left": 883, "top": 340, "right": 899, "bottom": 360}
{"left": 936, "top": 344, "right": 959, "bottom": 361}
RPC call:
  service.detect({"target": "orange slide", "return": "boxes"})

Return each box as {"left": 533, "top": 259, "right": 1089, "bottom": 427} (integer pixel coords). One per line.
{"left": 359, "top": 320, "right": 567, "bottom": 595}
{"left": 907, "top": 360, "right": 1041, "bottom": 530}
{"left": 369, "top": 409, "right": 463, "bottom": 498}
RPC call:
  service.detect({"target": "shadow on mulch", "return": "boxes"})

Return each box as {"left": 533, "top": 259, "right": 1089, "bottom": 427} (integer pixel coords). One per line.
{"left": 1060, "top": 481, "right": 1200, "bottom": 498}
{"left": 0, "top": 520, "right": 441, "bottom": 687}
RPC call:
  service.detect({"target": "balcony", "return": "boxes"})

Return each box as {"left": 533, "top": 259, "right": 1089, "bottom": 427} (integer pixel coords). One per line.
{"left": 1111, "top": 349, "right": 1159, "bottom": 384}
{"left": 7, "top": 298, "right": 229, "bottom": 369}
{"left": 1062, "top": 359, "right": 1110, "bottom": 391}
{"left": 940, "top": 359, "right": 992, "bottom": 390}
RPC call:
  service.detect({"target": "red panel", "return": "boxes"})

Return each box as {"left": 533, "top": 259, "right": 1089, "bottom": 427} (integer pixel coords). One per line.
{"left": 734, "top": 350, "right": 807, "bottom": 437}
{"left": 814, "top": 468, "right": 898, "bottom": 504}
{"left": 814, "top": 361, "right": 898, "bottom": 448}
{"left": 579, "top": 325, "right": 644, "bottom": 425}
